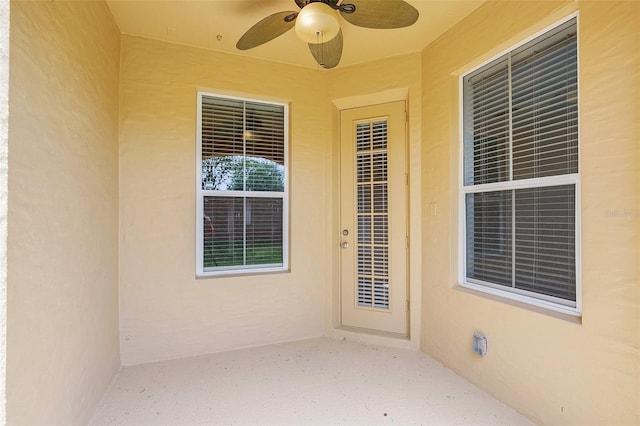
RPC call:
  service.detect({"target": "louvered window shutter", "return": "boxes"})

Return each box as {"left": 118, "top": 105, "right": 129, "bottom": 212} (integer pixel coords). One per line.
{"left": 462, "top": 17, "right": 578, "bottom": 310}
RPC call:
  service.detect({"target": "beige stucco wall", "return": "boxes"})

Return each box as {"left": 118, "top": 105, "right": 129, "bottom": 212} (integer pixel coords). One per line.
{"left": 119, "top": 35, "right": 328, "bottom": 365}
{"left": 420, "top": 1, "right": 640, "bottom": 424}
{"left": 5, "top": 1, "right": 637, "bottom": 423}
{"left": 7, "top": 1, "right": 121, "bottom": 424}
{"left": 0, "top": 1, "right": 8, "bottom": 423}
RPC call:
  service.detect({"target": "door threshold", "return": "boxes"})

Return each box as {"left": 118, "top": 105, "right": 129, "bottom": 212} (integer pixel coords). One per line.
{"left": 329, "top": 326, "right": 418, "bottom": 351}
{"left": 339, "top": 325, "right": 407, "bottom": 339}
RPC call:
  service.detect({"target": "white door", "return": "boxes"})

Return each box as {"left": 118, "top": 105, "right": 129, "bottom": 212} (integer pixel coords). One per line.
{"left": 340, "top": 101, "right": 408, "bottom": 335}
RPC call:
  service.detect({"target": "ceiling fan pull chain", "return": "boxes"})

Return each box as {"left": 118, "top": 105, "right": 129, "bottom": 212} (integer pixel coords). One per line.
{"left": 316, "top": 31, "right": 325, "bottom": 68}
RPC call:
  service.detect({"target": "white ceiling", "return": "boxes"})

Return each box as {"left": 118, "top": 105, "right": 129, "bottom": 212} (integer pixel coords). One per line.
{"left": 106, "top": 0, "right": 485, "bottom": 69}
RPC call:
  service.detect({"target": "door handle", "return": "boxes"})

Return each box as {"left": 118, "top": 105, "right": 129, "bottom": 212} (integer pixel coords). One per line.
{"left": 341, "top": 242, "right": 350, "bottom": 249}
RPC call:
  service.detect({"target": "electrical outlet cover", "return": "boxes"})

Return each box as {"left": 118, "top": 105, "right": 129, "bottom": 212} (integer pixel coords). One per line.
{"left": 473, "top": 333, "right": 487, "bottom": 356}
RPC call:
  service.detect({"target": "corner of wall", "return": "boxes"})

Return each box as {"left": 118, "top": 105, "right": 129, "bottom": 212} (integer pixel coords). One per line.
{"left": 0, "top": 0, "right": 9, "bottom": 423}
{"left": 6, "top": 1, "right": 121, "bottom": 423}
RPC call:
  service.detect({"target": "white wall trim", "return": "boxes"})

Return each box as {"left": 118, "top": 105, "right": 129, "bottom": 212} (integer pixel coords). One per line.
{"left": 332, "top": 88, "right": 409, "bottom": 111}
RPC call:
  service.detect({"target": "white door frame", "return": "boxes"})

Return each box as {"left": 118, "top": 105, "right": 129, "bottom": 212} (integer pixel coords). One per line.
{"left": 339, "top": 101, "right": 408, "bottom": 335}
{"left": 328, "top": 88, "right": 421, "bottom": 349}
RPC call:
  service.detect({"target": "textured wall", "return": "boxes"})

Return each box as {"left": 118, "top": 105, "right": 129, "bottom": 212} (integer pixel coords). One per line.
{"left": 0, "top": 1, "right": 8, "bottom": 424}
{"left": 420, "top": 1, "right": 640, "bottom": 424}
{"left": 119, "top": 36, "right": 327, "bottom": 365}
{"left": 7, "top": 1, "right": 121, "bottom": 424}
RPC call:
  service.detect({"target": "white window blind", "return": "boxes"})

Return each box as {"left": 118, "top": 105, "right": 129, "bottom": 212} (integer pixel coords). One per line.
{"left": 462, "top": 17, "right": 579, "bottom": 312}
{"left": 356, "top": 120, "right": 390, "bottom": 309}
{"left": 197, "top": 93, "right": 288, "bottom": 276}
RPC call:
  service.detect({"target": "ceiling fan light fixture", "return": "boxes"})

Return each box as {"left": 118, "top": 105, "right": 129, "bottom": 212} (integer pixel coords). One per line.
{"left": 294, "top": 2, "right": 340, "bottom": 44}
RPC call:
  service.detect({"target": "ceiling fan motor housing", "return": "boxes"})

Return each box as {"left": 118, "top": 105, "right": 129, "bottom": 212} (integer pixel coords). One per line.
{"left": 295, "top": 2, "right": 341, "bottom": 44}
{"left": 299, "top": 0, "right": 356, "bottom": 14}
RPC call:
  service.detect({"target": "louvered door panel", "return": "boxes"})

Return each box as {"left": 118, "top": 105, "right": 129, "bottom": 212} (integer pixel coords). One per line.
{"left": 355, "top": 120, "right": 390, "bottom": 309}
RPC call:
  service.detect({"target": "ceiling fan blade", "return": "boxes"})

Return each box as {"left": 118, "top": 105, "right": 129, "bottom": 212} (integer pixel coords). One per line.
{"left": 308, "top": 29, "right": 343, "bottom": 69}
{"left": 341, "top": 0, "right": 419, "bottom": 29}
{"left": 236, "top": 11, "right": 298, "bottom": 50}
{"left": 294, "top": 0, "right": 308, "bottom": 8}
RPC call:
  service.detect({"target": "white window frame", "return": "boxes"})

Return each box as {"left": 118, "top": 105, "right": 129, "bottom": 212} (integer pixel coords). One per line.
{"left": 196, "top": 91, "right": 289, "bottom": 277}
{"left": 458, "top": 13, "right": 581, "bottom": 316}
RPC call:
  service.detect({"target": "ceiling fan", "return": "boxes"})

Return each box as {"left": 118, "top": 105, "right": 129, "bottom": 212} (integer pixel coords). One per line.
{"left": 236, "top": 0, "right": 419, "bottom": 69}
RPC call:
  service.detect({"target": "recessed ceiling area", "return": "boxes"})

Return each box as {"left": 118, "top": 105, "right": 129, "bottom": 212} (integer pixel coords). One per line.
{"left": 106, "top": 0, "right": 485, "bottom": 69}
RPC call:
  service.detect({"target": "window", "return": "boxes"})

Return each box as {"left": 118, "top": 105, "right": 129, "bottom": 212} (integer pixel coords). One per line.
{"left": 196, "top": 92, "right": 288, "bottom": 276}
{"left": 461, "top": 17, "right": 579, "bottom": 314}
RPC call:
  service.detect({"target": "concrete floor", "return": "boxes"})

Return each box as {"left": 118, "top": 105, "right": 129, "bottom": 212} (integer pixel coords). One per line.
{"left": 91, "top": 337, "right": 533, "bottom": 425}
